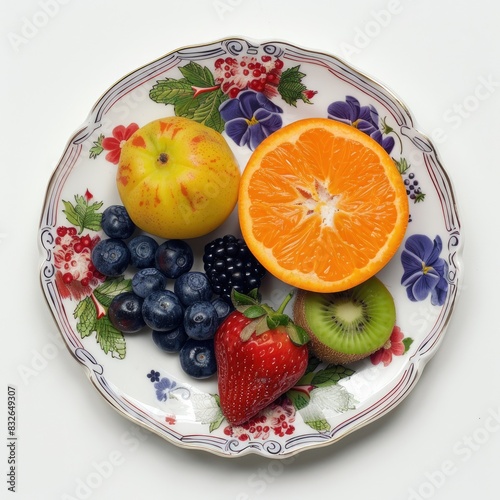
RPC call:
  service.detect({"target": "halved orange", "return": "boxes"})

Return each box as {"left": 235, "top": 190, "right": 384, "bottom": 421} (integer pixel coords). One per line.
{"left": 238, "top": 118, "right": 409, "bottom": 293}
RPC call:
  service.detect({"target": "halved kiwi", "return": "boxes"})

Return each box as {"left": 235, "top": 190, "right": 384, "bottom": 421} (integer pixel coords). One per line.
{"left": 294, "top": 276, "right": 396, "bottom": 364}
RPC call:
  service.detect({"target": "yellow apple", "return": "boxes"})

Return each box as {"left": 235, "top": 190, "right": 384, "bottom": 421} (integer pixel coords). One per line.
{"left": 116, "top": 116, "right": 240, "bottom": 239}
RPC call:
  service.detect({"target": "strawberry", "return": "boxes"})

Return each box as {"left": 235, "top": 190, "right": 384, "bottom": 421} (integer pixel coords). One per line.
{"left": 214, "top": 289, "right": 309, "bottom": 426}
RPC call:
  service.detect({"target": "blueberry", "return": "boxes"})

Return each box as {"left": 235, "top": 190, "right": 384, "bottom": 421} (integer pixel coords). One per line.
{"left": 142, "top": 290, "right": 184, "bottom": 331}
{"left": 91, "top": 238, "right": 130, "bottom": 277}
{"left": 174, "top": 272, "right": 213, "bottom": 306}
{"left": 101, "top": 205, "right": 136, "bottom": 239}
{"left": 152, "top": 326, "right": 188, "bottom": 353}
{"left": 128, "top": 235, "right": 159, "bottom": 269}
{"left": 211, "top": 297, "right": 233, "bottom": 326}
{"left": 183, "top": 301, "right": 218, "bottom": 340}
{"left": 179, "top": 338, "right": 217, "bottom": 379}
{"left": 108, "top": 292, "right": 145, "bottom": 334}
{"left": 132, "top": 268, "right": 167, "bottom": 298}
{"left": 155, "top": 239, "right": 194, "bottom": 279}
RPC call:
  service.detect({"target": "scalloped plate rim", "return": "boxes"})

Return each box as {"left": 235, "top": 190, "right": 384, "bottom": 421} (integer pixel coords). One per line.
{"left": 38, "top": 36, "right": 463, "bottom": 458}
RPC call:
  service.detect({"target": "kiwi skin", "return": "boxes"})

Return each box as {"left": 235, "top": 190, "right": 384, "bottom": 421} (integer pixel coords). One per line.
{"left": 293, "top": 278, "right": 396, "bottom": 365}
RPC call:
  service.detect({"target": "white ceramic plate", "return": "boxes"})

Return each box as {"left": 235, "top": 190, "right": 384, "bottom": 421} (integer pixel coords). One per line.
{"left": 39, "top": 37, "right": 462, "bottom": 458}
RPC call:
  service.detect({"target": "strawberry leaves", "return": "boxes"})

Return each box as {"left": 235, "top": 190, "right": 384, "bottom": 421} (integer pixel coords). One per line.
{"left": 215, "top": 289, "right": 310, "bottom": 426}
{"left": 231, "top": 289, "right": 309, "bottom": 345}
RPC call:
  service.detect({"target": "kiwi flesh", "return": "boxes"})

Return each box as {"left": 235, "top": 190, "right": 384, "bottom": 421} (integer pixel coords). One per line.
{"left": 293, "top": 276, "right": 396, "bottom": 364}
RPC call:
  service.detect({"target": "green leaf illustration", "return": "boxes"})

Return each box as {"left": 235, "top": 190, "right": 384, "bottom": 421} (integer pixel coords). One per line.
{"left": 190, "top": 89, "right": 227, "bottom": 132}
{"left": 304, "top": 357, "right": 322, "bottom": 375}
{"left": 62, "top": 194, "right": 103, "bottom": 234}
{"left": 286, "top": 357, "right": 358, "bottom": 433}
{"left": 73, "top": 277, "right": 132, "bottom": 359}
{"left": 149, "top": 61, "right": 228, "bottom": 133}
{"left": 209, "top": 415, "right": 225, "bottom": 433}
{"left": 287, "top": 389, "right": 311, "bottom": 411}
{"left": 311, "top": 364, "right": 355, "bottom": 388}
{"left": 89, "top": 134, "right": 105, "bottom": 159}
{"left": 381, "top": 116, "right": 395, "bottom": 135}
{"left": 414, "top": 192, "right": 426, "bottom": 203}
{"left": 394, "top": 157, "right": 410, "bottom": 175}
{"left": 178, "top": 61, "right": 216, "bottom": 87}
{"left": 95, "top": 316, "right": 126, "bottom": 359}
{"left": 208, "top": 394, "right": 225, "bottom": 432}
{"left": 74, "top": 297, "right": 97, "bottom": 338}
{"left": 303, "top": 417, "right": 331, "bottom": 432}
{"left": 393, "top": 158, "right": 426, "bottom": 203}
{"left": 149, "top": 78, "right": 193, "bottom": 105}
{"left": 93, "top": 276, "right": 132, "bottom": 308}
{"left": 403, "top": 337, "right": 414, "bottom": 353}
{"left": 278, "top": 66, "right": 309, "bottom": 106}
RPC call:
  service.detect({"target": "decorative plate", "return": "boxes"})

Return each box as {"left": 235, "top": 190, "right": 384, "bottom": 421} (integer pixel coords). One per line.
{"left": 39, "top": 37, "right": 462, "bottom": 458}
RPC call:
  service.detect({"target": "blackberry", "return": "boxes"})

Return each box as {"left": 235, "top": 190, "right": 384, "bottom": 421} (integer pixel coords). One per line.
{"left": 203, "top": 235, "right": 266, "bottom": 303}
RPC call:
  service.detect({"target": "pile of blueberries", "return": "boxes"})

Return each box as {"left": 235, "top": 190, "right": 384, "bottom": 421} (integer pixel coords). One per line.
{"left": 91, "top": 205, "right": 233, "bottom": 379}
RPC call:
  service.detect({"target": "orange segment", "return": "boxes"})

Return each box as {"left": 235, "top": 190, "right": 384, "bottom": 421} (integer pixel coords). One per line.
{"left": 238, "top": 118, "right": 409, "bottom": 292}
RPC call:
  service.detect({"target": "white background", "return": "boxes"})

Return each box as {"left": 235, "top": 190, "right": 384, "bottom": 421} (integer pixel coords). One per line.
{"left": 2, "top": 1, "right": 499, "bottom": 499}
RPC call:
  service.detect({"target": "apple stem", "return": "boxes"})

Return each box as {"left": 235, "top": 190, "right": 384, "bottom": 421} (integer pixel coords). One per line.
{"left": 191, "top": 84, "right": 221, "bottom": 98}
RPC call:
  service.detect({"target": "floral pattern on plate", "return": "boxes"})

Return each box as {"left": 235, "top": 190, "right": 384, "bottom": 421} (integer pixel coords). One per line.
{"left": 39, "top": 37, "right": 462, "bottom": 458}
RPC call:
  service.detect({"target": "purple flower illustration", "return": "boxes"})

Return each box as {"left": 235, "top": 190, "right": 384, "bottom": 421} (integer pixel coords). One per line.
{"left": 154, "top": 377, "right": 178, "bottom": 402}
{"left": 147, "top": 370, "right": 191, "bottom": 403}
{"left": 327, "top": 95, "right": 395, "bottom": 154}
{"left": 219, "top": 90, "right": 283, "bottom": 150}
{"left": 401, "top": 234, "right": 449, "bottom": 306}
